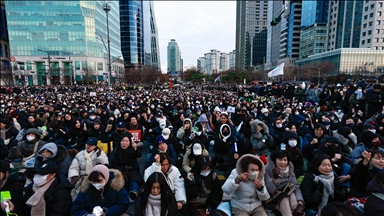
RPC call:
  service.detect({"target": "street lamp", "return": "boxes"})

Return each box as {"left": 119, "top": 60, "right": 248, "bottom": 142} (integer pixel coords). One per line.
{"left": 103, "top": 2, "right": 112, "bottom": 87}
{"left": 38, "top": 49, "right": 51, "bottom": 85}
{"left": 311, "top": 66, "right": 321, "bottom": 85}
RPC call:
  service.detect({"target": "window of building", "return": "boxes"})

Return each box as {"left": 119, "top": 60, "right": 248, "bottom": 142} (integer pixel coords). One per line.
{"left": 369, "top": 30, "right": 372, "bottom": 35}
{"left": 370, "top": 12, "right": 374, "bottom": 18}
{"left": 364, "top": 23, "right": 367, "bottom": 28}
{"left": 378, "top": 20, "right": 382, "bottom": 25}
{"left": 362, "top": 40, "right": 365, "bottom": 45}
{"left": 365, "top": 6, "right": 369, "bottom": 11}
{"left": 363, "top": 31, "right": 367, "bottom": 36}
{"left": 376, "top": 38, "right": 380, "bottom": 42}
{"left": 377, "top": 29, "right": 381, "bottom": 34}
{"left": 364, "top": 15, "right": 368, "bottom": 20}
{"left": 379, "top": 2, "right": 383, "bottom": 7}
{"left": 27, "top": 61, "right": 32, "bottom": 70}
{"left": 368, "top": 38, "right": 371, "bottom": 43}
{"left": 81, "top": 61, "right": 87, "bottom": 70}
{"left": 379, "top": 11, "right": 383, "bottom": 16}
{"left": 75, "top": 61, "right": 80, "bottom": 69}
{"left": 369, "top": 21, "right": 373, "bottom": 26}
{"left": 382, "top": 38, "right": 384, "bottom": 42}
{"left": 371, "top": 4, "right": 375, "bottom": 9}
{"left": 382, "top": 47, "right": 384, "bottom": 50}
{"left": 97, "top": 63, "right": 103, "bottom": 71}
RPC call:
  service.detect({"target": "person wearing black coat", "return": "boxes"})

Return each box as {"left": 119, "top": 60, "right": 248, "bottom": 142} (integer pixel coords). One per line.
{"left": 364, "top": 172, "right": 384, "bottom": 216}
{"left": 301, "top": 154, "right": 345, "bottom": 215}
{"left": 110, "top": 134, "right": 143, "bottom": 200}
{"left": 365, "top": 84, "right": 382, "bottom": 118}
{"left": 24, "top": 162, "right": 72, "bottom": 216}
{"left": 0, "top": 160, "right": 28, "bottom": 216}
{"left": 185, "top": 156, "right": 223, "bottom": 215}
{"left": 0, "top": 139, "right": 8, "bottom": 159}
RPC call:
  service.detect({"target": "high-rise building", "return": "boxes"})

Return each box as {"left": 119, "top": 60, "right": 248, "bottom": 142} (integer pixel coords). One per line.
{"left": 229, "top": 50, "right": 236, "bottom": 69}
{"left": 266, "top": 1, "right": 302, "bottom": 68}
{"left": 0, "top": 0, "right": 11, "bottom": 85}
{"left": 253, "top": 29, "right": 267, "bottom": 66}
{"left": 167, "top": 39, "right": 181, "bottom": 72}
{"left": 235, "top": 0, "right": 268, "bottom": 70}
{"left": 197, "top": 57, "right": 206, "bottom": 73}
{"left": 220, "top": 53, "right": 229, "bottom": 72}
{"left": 5, "top": 1, "right": 124, "bottom": 85}
{"left": 120, "top": 0, "right": 160, "bottom": 70}
{"left": 299, "top": 1, "right": 329, "bottom": 59}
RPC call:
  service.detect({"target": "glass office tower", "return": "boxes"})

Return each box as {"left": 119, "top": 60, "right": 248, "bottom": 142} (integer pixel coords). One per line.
{"left": 5, "top": 1, "right": 124, "bottom": 85}
{"left": 120, "top": 0, "right": 160, "bottom": 70}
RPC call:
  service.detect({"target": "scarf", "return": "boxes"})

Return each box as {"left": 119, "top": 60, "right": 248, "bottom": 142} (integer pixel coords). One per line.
{"left": 280, "top": 167, "right": 290, "bottom": 178}
{"left": 145, "top": 194, "right": 161, "bottom": 216}
{"left": 355, "top": 90, "right": 363, "bottom": 100}
{"left": 313, "top": 173, "right": 334, "bottom": 212}
{"left": 26, "top": 177, "right": 55, "bottom": 216}
{"left": 84, "top": 150, "right": 95, "bottom": 175}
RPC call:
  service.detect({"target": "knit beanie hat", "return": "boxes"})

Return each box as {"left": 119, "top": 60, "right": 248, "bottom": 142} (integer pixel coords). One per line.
{"left": 91, "top": 165, "right": 110, "bottom": 183}
{"left": 361, "top": 131, "right": 378, "bottom": 148}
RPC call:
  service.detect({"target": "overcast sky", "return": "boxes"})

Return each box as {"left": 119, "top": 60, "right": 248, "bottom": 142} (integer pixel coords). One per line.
{"left": 153, "top": 1, "right": 236, "bottom": 72}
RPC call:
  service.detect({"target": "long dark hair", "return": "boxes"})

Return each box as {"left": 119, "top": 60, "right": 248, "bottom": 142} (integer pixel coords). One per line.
{"left": 137, "top": 172, "right": 178, "bottom": 216}
{"left": 190, "top": 156, "right": 216, "bottom": 189}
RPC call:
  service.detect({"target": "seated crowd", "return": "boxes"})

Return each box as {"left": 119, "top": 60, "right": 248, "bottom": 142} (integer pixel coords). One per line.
{"left": 1, "top": 83, "right": 384, "bottom": 216}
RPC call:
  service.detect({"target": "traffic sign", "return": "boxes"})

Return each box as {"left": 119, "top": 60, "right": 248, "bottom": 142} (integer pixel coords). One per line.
{"left": 10, "top": 56, "right": 16, "bottom": 62}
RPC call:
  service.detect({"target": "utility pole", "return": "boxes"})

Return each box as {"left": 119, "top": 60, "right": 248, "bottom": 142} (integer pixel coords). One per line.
{"left": 103, "top": 2, "right": 112, "bottom": 86}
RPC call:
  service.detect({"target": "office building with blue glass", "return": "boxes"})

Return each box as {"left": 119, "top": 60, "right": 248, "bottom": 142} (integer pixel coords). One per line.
{"left": 5, "top": 1, "right": 124, "bottom": 85}
{"left": 299, "top": 0, "right": 329, "bottom": 59}
{"left": 119, "top": 0, "right": 160, "bottom": 70}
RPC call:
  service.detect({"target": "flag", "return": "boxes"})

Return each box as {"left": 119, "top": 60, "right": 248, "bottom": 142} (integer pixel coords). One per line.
{"left": 214, "top": 76, "right": 220, "bottom": 82}
{"left": 268, "top": 63, "right": 285, "bottom": 78}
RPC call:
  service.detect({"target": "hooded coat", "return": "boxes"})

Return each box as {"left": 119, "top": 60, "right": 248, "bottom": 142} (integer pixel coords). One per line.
{"left": 34, "top": 143, "right": 72, "bottom": 178}
{"left": 250, "top": 120, "right": 275, "bottom": 155}
{"left": 18, "top": 128, "right": 46, "bottom": 157}
{"left": 222, "top": 154, "right": 270, "bottom": 213}
{"left": 68, "top": 148, "right": 109, "bottom": 179}
{"left": 214, "top": 124, "right": 235, "bottom": 155}
{"left": 71, "top": 169, "right": 130, "bottom": 216}
{"left": 364, "top": 179, "right": 384, "bottom": 216}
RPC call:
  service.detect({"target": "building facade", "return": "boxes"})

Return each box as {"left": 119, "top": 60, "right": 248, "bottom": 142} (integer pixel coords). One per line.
{"left": 220, "top": 52, "right": 229, "bottom": 72}
{"left": 299, "top": 24, "right": 327, "bottom": 59}
{"left": 235, "top": 0, "right": 268, "bottom": 70}
{"left": 0, "top": 0, "right": 11, "bottom": 85}
{"left": 5, "top": 1, "right": 124, "bottom": 85}
{"left": 167, "top": 39, "right": 181, "bottom": 72}
{"left": 295, "top": 48, "right": 384, "bottom": 75}
{"left": 120, "top": 0, "right": 160, "bottom": 70}
{"left": 229, "top": 50, "right": 236, "bottom": 69}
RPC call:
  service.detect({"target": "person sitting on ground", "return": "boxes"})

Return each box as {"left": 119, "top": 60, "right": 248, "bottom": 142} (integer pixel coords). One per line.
{"left": 24, "top": 162, "right": 72, "bottom": 215}
{"left": 136, "top": 172, "right": 179, "bottom": 216}
{"left": 71, "top": 165, "right": 130, "bottom": 215}
{"left": 364, "top": 172, "right": 384, "bottom": 216}
{"left": 222, "top": 154, "right": 270, "bottom": 216}
{"left": 183, "top": 140, "right": 209, "bottom": 173}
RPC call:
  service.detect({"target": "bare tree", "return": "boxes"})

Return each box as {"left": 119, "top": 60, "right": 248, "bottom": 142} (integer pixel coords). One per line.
{"left": 124, "top": 66, "right": 162, "bottom": 84}
{"left": 82, "top": 67, "right": 97, "bottom": 85}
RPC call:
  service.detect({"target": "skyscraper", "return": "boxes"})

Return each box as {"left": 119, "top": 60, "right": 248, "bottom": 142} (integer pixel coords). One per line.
{"left": 5, "top": 1, "right": 124, "bottom": 85}
{"left": 0, "top": 0, "right": 11, "bottom": 85}
{"left": 167, "top": 39, "right": 181, "bottom": 72}
{"left": 235, "top": 0, "right": 269, "bottom": 70}
{"left": 266, "top": 1, "right": 302, "bottom": 68}
{"left": 119, "top": 0, "right": 160, "bottom": 70}
{"left": 299, "top": 0, "right": 329, "bottom": 59}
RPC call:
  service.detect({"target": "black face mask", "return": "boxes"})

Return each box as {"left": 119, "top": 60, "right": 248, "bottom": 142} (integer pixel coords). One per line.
{"left": 223, "top": 131, "right": 230, "bottom": 136}
{"left": 117, "top": 129, "right": 124, "bottom": 134}
{"left": 328, "top": 144, "right": 338, "bottom": 157}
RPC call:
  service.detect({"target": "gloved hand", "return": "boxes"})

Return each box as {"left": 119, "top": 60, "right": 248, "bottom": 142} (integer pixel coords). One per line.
{"left": 70, "top": 176, "right": 79, "bottom": 186}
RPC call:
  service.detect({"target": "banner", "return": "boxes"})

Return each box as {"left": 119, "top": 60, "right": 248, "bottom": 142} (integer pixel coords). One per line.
{"left": 128, "top": 130, "right": 142, "bottom": 142}
{"left": 268, "top": 63, "right": 285, "bottom": 78}
{"left": 214, "top": 76, "right": 220, "bottom": 82}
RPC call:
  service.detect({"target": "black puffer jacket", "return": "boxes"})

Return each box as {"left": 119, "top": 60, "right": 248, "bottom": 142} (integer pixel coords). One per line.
{"left": 1, "top": 169, "right": 28, "bottom": 216}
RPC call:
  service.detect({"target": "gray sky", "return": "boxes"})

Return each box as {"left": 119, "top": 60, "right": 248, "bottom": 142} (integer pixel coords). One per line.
{"left": 153, "top": 1, "right": 236, "bottom": 72}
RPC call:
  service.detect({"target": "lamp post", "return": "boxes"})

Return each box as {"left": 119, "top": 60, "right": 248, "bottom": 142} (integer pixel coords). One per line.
{"left": 38, "top": 49, "right": 51, "bottom": 85}
{"left": 103, "top": 2, "right": 112, "bottom": 87}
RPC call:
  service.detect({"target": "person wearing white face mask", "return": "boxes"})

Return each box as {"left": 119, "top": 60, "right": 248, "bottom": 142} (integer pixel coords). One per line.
{"left": 24, "top": 162, "right": 72, "bottom": 216}
{"left": 222, "top": 154, "right": 270, "bottom": 216}
{"left": 264, "top": 150, "right": 305, "bottom": 216}
{"left": 186, "top": 156, "right": 223, "bottom": 215}
{"left": 71, "top": 164, "right": 130, "bottom": 216}
{"left": 18, "top": 127, "right": 46, "bottom": 158}
{"left": 281, "top": 131, "right": 304, "bottom": 177}
{"left": 270, "top": 118, "right": 286, "bottom": 145}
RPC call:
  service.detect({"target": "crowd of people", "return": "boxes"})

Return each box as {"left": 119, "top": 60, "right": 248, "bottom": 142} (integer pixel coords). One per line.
{"left": 1, "top": 82, "right": 384, "bottom": 216}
